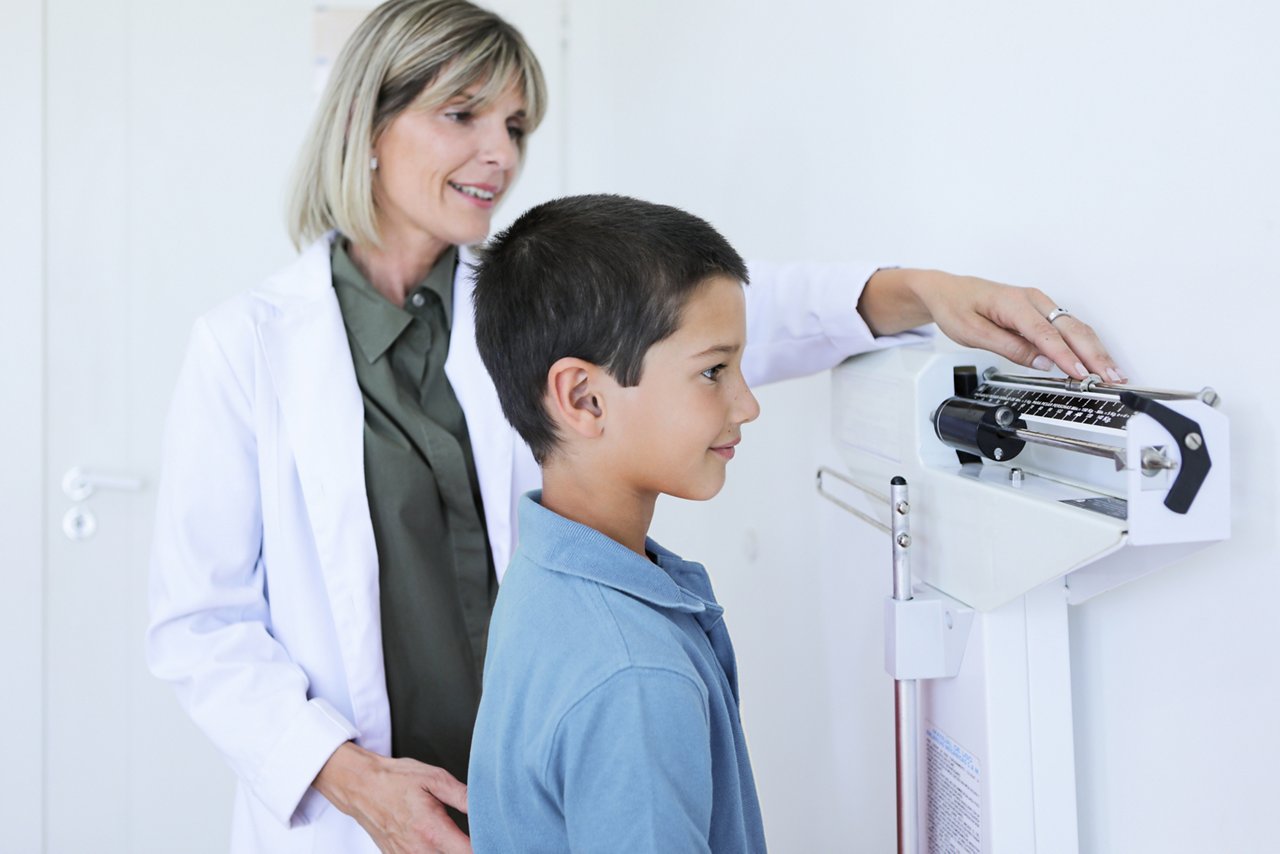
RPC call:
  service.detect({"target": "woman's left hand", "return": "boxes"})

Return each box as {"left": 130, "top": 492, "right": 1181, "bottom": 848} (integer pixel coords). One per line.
{"left": 858, "top": 268, "right": 1127, "bottom": 383}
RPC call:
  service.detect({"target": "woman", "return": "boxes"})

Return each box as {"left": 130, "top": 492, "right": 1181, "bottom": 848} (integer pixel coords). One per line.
{"left": 146, "top": 2, "right": 1120, "bottom": 853}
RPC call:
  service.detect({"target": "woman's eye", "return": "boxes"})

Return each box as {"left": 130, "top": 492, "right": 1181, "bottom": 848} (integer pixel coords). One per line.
{"left": 507, "top": 125, "right": 526, "bottom": 142}
{"left": 445, "top": 110, "right": 473, "bottom": 123}
{"left": 702, "top": 364, "right": 725, "bottom": 381}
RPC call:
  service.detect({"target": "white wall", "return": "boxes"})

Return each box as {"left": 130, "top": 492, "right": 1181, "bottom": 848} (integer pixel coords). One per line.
{"left": 15, "top": 0, "right": 1275, "bottom": 850}
{"left": 561, "top": 1, "right": 1279, "bottom": 851}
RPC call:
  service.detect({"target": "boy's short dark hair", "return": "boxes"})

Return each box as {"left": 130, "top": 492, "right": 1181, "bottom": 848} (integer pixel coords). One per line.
{"left": 473, "top": 193, "right": 748, "bottom": 464}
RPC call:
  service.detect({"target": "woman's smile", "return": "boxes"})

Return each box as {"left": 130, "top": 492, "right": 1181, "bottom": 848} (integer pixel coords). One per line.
{"left": 448, "top": 180, "right": 501, "bottom": 207}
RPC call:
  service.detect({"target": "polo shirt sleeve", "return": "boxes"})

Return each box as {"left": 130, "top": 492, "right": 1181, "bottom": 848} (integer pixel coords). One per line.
{"left": 546, "top": 667, "right": 714, "bottom": 853}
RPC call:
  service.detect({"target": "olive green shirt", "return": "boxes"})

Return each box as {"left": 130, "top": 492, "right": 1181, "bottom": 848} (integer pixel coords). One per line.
{"left": 332, "top": 240, "right": 496, "bottom": 792}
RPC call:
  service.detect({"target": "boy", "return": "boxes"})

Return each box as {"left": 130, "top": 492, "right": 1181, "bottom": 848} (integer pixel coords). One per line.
{"left": 468, "top": 194, "right": 766, "bottom": 852}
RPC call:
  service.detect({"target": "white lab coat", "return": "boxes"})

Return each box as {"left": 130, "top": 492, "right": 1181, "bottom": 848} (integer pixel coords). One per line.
{"left": 146, "top": 234, "right": 924, "bottom": 853}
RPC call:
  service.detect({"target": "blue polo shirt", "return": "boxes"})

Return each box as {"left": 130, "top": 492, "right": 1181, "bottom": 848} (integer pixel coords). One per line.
{"left": 468, "top": 492, "right": 766, "bottom": 853}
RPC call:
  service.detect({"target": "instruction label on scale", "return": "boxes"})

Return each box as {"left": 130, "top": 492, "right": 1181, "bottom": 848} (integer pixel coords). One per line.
{"left": 925, "top": 725, "right": 982, "bottom": 854}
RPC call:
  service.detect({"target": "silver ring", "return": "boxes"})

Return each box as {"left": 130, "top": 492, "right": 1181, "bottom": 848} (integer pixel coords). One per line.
{"left": 1046, "top": 308, "right": 1070, "bottom": 323}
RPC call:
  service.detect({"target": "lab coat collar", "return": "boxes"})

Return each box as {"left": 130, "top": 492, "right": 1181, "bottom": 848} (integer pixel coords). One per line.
{"left": 254, "top": 232, "right": 337, "bottom": 303}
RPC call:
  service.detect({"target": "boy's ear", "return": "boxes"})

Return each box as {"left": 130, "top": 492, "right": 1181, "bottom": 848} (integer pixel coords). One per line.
{"left": 546, "top": 357, "right": 606, "bottom": 439}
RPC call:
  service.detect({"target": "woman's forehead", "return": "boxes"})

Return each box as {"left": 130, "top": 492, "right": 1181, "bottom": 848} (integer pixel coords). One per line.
{"left": 421, "top": 70, "right": 528, "bottom": 113}
{"left": 458, "top": 77, "right": 525, "bottom": 108}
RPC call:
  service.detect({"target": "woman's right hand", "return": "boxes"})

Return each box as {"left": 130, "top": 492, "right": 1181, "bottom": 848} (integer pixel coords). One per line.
{"left": 313, "top": 742, "right": 473, "bottom": 854}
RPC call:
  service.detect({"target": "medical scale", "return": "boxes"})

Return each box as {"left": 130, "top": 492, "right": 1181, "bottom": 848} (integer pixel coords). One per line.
{"left": 817, "top": 343, "right": 1229, "bottom": 854}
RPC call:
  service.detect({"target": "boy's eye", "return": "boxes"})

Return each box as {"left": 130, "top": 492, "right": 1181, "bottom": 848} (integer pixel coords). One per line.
{"left": 702, "top": 364, "right": 726, "bottom": 381}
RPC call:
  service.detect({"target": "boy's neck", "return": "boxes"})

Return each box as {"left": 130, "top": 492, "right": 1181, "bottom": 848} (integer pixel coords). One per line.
{"left": 540, "top": 463, "right": 656, "bottom": 559}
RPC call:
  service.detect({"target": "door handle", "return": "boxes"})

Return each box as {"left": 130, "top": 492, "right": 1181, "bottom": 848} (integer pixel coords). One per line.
{"left": 61, "top": 466, "right": 145, "bottom": 502}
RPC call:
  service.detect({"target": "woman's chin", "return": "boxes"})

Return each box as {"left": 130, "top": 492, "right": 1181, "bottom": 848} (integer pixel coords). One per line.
{"left": 448, "top": 220, "right": 494, "bottom": 247}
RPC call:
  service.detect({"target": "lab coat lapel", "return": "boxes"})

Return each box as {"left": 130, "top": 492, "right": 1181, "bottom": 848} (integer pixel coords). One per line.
{"left": 256, "top": 240, "right": 388, "bottom": 743}
{"left": 447, "top": 246, "right": 520, "bottom": 577}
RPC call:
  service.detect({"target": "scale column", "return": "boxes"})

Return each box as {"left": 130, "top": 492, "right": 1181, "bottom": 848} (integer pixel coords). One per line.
{"left": 890, "top": 475, "right": 918, "bottom": 854}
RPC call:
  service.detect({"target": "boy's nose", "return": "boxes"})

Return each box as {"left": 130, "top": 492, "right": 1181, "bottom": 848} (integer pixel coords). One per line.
{"left": 735, "top": 384, "right": 761, "bottom": 425}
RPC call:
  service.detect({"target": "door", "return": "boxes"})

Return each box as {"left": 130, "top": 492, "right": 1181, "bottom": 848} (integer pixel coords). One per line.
{"left": 39, "top": 1, "right": 323, "bottom": 849}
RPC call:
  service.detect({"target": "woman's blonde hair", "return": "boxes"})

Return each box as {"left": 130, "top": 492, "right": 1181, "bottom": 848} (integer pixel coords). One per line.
{"left": 287, "top": 0, "right": 547, "bottom": 249}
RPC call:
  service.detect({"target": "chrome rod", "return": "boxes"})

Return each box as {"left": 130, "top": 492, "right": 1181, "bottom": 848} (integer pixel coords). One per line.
{"left": 815, "top": 466, "right": 891, "bottom": 534}
{"left": 814, "top": 468, "right": 919, "bottom": 852}
{"left": 1011, "top": 427, "right": 1128, "bottom": 469}
{"left": 983, "top": 370, "right": 1212, "bottom": 402}
{"left": 890, "top": 477, "right": 918, "bottom": 854}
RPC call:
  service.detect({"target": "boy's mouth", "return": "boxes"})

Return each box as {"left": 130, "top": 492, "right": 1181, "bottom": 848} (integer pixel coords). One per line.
{"left": 710, "top": 438, "right": 740, "bottom": 461}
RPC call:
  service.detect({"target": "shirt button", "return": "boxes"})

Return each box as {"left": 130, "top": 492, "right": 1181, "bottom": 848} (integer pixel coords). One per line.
{"left": 409, "top": 292, "right": 426, "bottom": 309}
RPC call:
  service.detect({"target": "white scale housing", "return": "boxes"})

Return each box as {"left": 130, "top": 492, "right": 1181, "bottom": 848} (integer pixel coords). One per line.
{"left": 824, "top": 343, "right": 1230, "bottom": 854}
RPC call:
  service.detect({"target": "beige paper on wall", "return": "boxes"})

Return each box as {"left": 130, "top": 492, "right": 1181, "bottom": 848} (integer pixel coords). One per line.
{"left": 313, "top": 6, "right": 375, "bottom": 94}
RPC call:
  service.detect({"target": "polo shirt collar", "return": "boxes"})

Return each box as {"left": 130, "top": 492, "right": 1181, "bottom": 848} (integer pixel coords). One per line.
{"left": 517, "top": 492, "right": 724, "bottom": 622}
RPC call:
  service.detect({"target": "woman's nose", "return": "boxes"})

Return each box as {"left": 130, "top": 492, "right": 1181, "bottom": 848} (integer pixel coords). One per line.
{"left": 481, "top": 121, "right": 519, "bottom": 170}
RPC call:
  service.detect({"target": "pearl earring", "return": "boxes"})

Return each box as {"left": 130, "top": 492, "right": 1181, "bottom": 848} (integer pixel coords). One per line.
{"left": 370, "top": 156, "right": 379, "bottom": 171}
